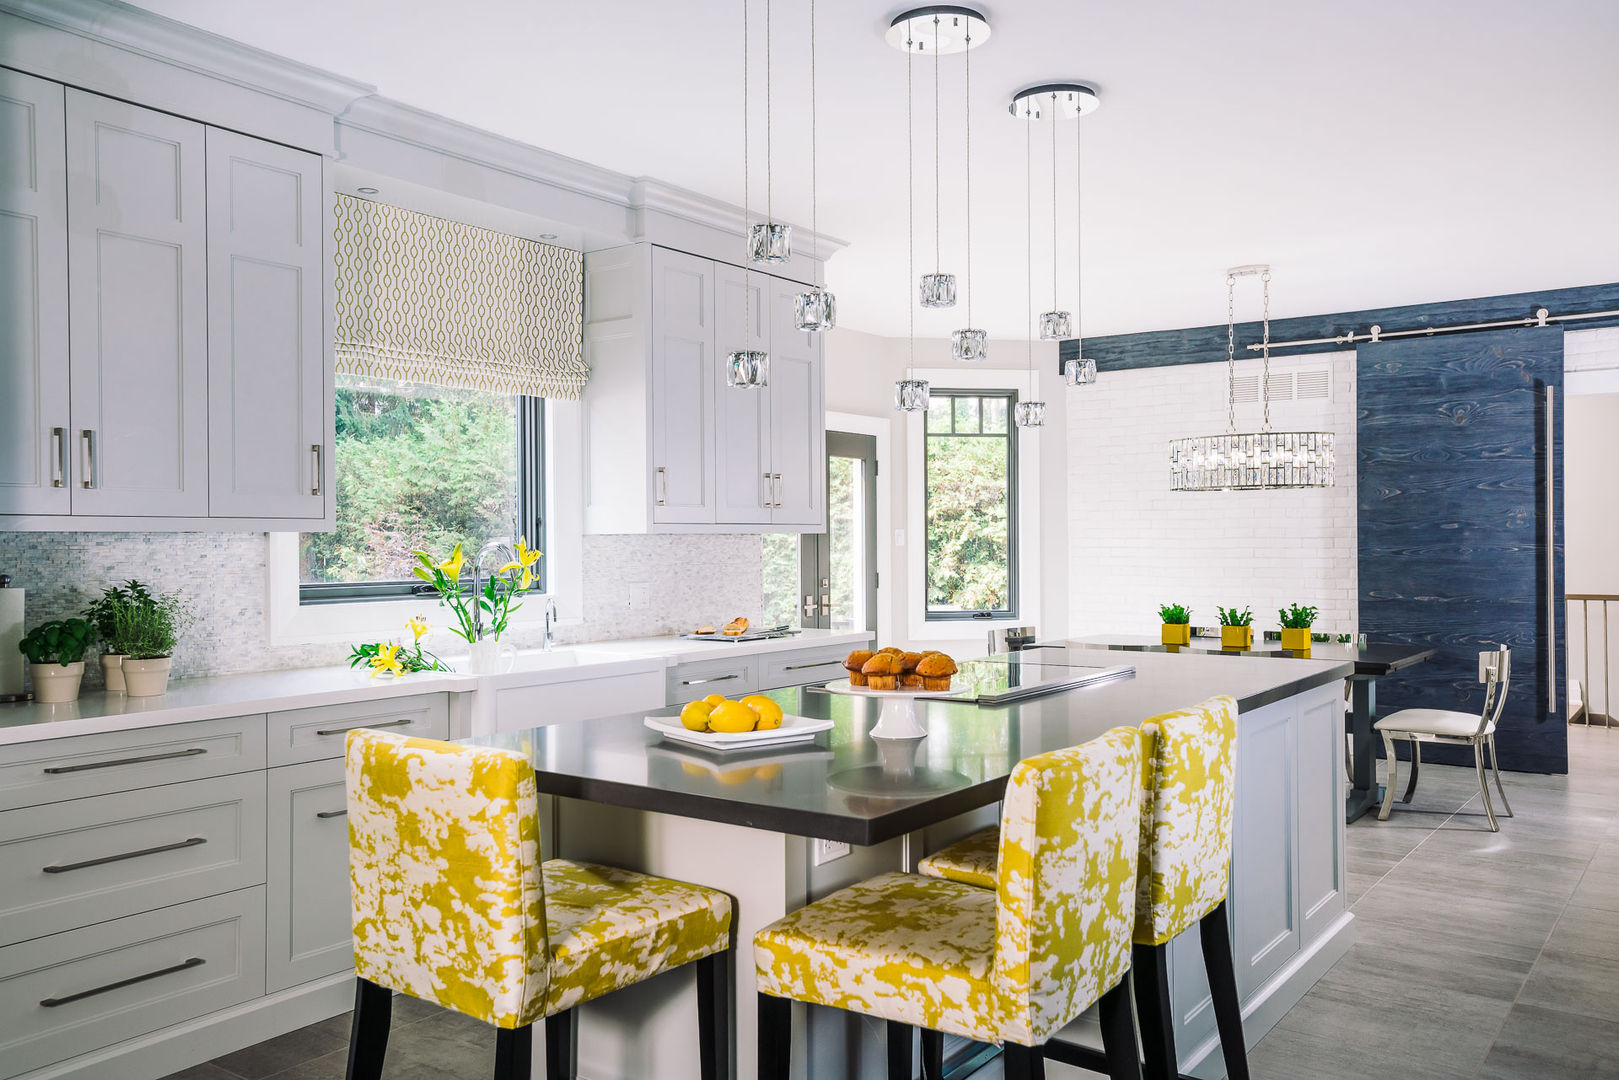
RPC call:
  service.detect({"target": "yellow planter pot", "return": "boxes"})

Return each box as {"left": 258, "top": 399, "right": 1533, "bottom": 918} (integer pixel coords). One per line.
{"left": 1161, "top": 623, "right": 1192, "bottom": 646}
{"left": 1220, "top": 625, "right": 1253, "bottom": 650}
{"left": 1280, "top": 628, "right": 1313, "bottom": 652}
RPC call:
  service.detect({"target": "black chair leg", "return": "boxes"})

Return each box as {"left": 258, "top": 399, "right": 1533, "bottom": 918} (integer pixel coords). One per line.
{"left": 1131, "top": 943, "right": 1175, "bottom": 1080}
{"left": 344, "top": 977, "right": 391, "bottom": 1080}
{"left": 1199, "top": 901, "right": 1250, "bottom": 1080}
{"left": 544, "top": 1009, "right": 577, "bottom": 1080}
{"left": 886, "top": 1021, "right": 914, "bottom": 1080}
{"left": 1004, "top": 1042, "right": 1046, "bottom": 1080}
{"left": 758, "top": 993, "right": 791, "bottom": 1080}
{"left": 920, "top": 1028, "right": 945, "bottom": 1080}
{"left": 697, "top": 952, "right": 730, "bottom": 1080}
{"left": 1097, "top": 976, "right": 1143, "bottom": 1080}
{"left": 495, "top": 1025, "right": 533, "bottom": 1080}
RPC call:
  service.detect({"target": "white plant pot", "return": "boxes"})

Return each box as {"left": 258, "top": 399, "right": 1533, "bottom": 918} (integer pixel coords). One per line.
{"left": 122, "top": 656, "right": 173, "bottom": 697}
{"left": 101, "top": 653, "right": 128, "bottom": 693}
{"left": 31, "top": 661, "right": 85, "bottom": 704}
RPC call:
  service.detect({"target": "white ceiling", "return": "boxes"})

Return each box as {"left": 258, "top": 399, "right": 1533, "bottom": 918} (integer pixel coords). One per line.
{"left": 126, "top": 0, "right": 1619, "bottom": 341}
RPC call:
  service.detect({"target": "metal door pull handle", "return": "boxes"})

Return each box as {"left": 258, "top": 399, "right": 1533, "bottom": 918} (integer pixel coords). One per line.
{"left": 680, "top": 673, "right": 740, "bottom": 686}
{"left": 316, "top": 808, "right": 348, "bottom": 819}
{"left": 783, "top": 660, "right": 842, "bottom": 671}
{"left": 44, "top": 748, "right": 206, "bottom": 774}
{"left": 43, "top": 836, "right": 206, "bottom": 874}
{"left": 50, "top": 428, "right": 65, "bottom": 488}
{"left": 313, "top": 717, "right": 414, "bottom": 737}
{"left": 40, "top": 957, "right": 205, "bottom": 1008}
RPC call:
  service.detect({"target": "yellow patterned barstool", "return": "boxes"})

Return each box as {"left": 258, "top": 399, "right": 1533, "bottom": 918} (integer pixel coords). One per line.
{"left": 754, "top": 726, "right": 1146, "bottom": 1080}
{"left": 343, "top": 730, "right": 734, "bottom": 1080}
{"left": 917, "top": 696, "right": 1245, "bottom": 1080}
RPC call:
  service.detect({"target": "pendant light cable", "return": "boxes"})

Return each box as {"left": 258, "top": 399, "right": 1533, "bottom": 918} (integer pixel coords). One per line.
{"left": 964, "top": 20, "right": 971, "bottom": 328}
{"left": 764, "top": 0, "right": 772, "bottom": 227}
{"left": 1075, "top": 103, "right": 1082, "bottom": 346}
{"left": 907, "top": 26, "right": 914, "bottom": 376}
{"left": 1025, "top": 101, "right": 1033, "bottom": 398}
{"left": 933, "top": 15, "right": 941, "bottom": 274}
{"left": 742, "top": 0, "right": 751, "bottom": 345}
{"left": 809, "top": 0, "right": 817, "bottom": 282}
{"left": 1051, "top": 94, "right": 1059, "bottom": 311}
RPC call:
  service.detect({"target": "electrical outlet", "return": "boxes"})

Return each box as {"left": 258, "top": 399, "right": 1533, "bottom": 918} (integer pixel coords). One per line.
{"left": 624, "top": 580, "right": 650, "bottom": 610}
{"left": 813, "top": 838, "right": 850, "bottom": 865}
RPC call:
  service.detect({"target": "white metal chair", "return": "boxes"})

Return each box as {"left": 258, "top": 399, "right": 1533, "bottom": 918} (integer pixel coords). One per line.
{"left": 1375, "top": 646, "right": 1514, "bottom": 831}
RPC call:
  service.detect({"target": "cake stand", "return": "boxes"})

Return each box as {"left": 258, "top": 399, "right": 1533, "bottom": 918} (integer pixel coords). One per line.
{"left": 821, "top": 679, "right": 962, "bottom": 739}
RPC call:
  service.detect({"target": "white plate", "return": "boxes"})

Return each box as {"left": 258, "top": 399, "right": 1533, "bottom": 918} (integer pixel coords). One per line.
{"left": 644, "top": 712, "right": 833, "bottom": 751}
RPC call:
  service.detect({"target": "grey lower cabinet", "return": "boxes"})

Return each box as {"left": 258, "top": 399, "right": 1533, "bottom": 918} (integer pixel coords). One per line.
{"left": 665, "top": 641, "right": 868, "bottom": 705}
{"left": 266, "top": 758, "right": 350, "bottom": 993}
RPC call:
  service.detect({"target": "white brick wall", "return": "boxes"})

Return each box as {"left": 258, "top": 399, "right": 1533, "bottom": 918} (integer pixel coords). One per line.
{"left": 1066, "top": 352, "right": 1359, "bottom": 638}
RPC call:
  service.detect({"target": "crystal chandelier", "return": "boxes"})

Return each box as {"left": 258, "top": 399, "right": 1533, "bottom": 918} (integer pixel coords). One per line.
{"left": 793, "top": 0, "right": 835, "bottom": 332}
{"left": 1169, "top": 266, "right": 1336, "bottom": 490}
{"left": 730, "top": 0, "right": 769, "bottom": 388}
{"left": 745, "top": 0, "right": 789, "bottom": 265}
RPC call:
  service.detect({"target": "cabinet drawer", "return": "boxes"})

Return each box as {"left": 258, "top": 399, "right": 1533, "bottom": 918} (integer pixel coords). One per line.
{"left": 666, "top": 656, "right": 760, "bottom": 706}
{"left": 266, "top": 759, "right": 351, "bottom": 993}
{"left": 760, "top": 646, "right": 859, "bottom": 690}
{"left": 0, "top": 887, "right": 266, "bottom": 1077}
{"left": 267, "top": 693, "right": 449, "bottom": 767}
{"left": 0, "top": 773, "right": 267, "bottom": 947}
{"left": 0, "top": 715, "right": 266, "bottom": 812}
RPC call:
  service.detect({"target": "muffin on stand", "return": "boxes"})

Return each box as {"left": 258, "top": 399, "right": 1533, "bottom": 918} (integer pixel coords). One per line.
{"left": 843, "top": 649, "right": 875, "bottom": 687}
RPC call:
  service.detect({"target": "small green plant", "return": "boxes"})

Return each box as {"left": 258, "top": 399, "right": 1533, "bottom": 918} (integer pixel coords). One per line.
{"left": 1336, "top": 633, "right": 1352, "bottom": 644}
{"left": 1158, "top": 603, "right": 1191, "bottom": 625}
{"left": 19, "top": 619, "right": 95, "bottom": 666}
{"left": 84, "top": 581, "right": 195, "bottom": 660}
{"left": 1217, "top": 605, "right": 1254, "bottom": 627}
{"left": 1278, "top": 604, "right": 1319, "bottom": 630}
{"left": 82, "top": 580, "right": 154, "bottom": 655}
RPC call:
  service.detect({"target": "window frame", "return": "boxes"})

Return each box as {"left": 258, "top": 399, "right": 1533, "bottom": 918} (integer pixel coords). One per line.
{"left": 922, "top": 389, "right": 1020, "bottom": 622}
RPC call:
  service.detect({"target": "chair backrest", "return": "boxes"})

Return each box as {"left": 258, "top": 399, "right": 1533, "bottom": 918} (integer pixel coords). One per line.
{"left": 1134, "top": 696, "right": 1239, "bottom": 947}
{"left": 992, "top": 725, "right": 1144, "bottom": 1045}
{"left": 1476, "top": 646, "right": 1511, "bottom": 735}
{"left": 345, "top": 729, "right": 549, "bottom": 1029}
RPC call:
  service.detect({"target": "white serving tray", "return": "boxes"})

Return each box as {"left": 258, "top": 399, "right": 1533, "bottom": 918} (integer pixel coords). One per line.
{"left": 644, "top": 712, "right": 832, "bottom": 751}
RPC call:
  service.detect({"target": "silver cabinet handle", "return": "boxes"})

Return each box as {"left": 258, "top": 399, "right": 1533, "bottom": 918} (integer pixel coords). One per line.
{"left": 680, "top": 673, "right": 740, "bottom": 686}
{"left": 43, "top": 836, "right": 206, "bottom": 874}
{"left": 1547, "top": 387, "right": 1557, "bottom": 714}
{"left": 783, "top": 660, "right": 842, "bottom": 671}
{"left": 40, "top": 957, "right": 204, "bottom": 1008}
{"left": 772, "top": 473, "right": 784, "bottom": 508}
{"left": 313, "top": 716, "right": 415, "bottom": 737}
{"left": 656, "top": 466, "right": 667, "bottom": 506}
{"left": 43, "top": 748, "right": 206, "bottom": 775}
{"left": 311, "top": 444, "right": 322, "bottom": 496}
{"left": 51, "top": 428, "right": 65, "bottom": 488}
{"left": 763, "top": 472, "right": 773, "bottom": 509}
{"left": 316, "top": 808, "right": 348, "bottom": 819}
{"left": 80, "top": 429, "right": 96, "bottom": 489}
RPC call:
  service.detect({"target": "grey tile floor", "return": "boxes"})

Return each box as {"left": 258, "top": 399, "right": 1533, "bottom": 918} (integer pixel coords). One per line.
{"left": 165, "top": 726, "right": 1619, "bottom": 1080}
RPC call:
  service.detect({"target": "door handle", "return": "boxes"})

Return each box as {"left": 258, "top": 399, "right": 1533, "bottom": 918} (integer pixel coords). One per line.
{"left": 313, "top": 716, "right": 415, "bottom": 737}
{"left": 43, "top": 837, "right": 206, "bottom": 874}
{"left": 656, "top": 466, "right": 667, "bottom": 506}
{"left": 802, "top": 594, "right": 818, "bottom": 619}
{"left": 43, "top": 747, "right": 206, "bottom": 774}
{"left": 80, "top": 430, "right": 96, "bottom": 489}
{"left": 773, "top": 473, "right": 784, "bottom": 509}
{"left": 40, "top": 957, "right": 204, "bottom": 1008}
{"left": 820, "top": 594, "right": 831, "bottom": 615}
{"left": 311, "top": 444, "right": 323, "bottom": 496}
{"left": 1547, "top": 387, "right": 1557, "bottom": 714}
{"left": 316, "top": 808, "right": 348, "bottom": 819}
{"left": 51, "top": 428, "right": 65, "bottom": 488}
{"left": 763, "top": 472, "right": 773, "bottom": 509}
{"left": 680, "top": 673, "right": 740, "bottom": 686}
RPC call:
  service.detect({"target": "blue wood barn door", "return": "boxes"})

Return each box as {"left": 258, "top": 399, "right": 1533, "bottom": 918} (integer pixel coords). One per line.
{"left": 1358, "top": 326, "right": 1566, "bottom": 773}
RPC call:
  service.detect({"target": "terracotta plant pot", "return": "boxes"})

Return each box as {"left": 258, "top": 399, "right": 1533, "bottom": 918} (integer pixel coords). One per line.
{"left": 31, "top": 661, "right": 85, "bottom": 704}
{"left": 101, "top": 653, "right": 128, "bottom": 693}
{"left": 1161, "top": 623, "right": 1192, "bottom": 646}
{"left": 1279, "top": 628, "right": 1312, "bottom": 652}
{"left": 1220, "top": 625, "right": 1253, "bottom": 650}
{"left": 122, "top": 656, "right": 173, "bottom": 697}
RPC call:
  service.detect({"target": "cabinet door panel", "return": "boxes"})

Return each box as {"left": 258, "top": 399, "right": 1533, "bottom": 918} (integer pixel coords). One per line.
{"left": 65, "top": 90, "right": 208, "bottom": 516}
{"left": 207, "top": 130, "right": 326, "bottom": 519}
{"left": 767, "top": 280, "right": 825, "bottom": 527}
{"left": 714, "top": 263, "right": 771, "bottom": 524}
{"left": 1231, "top": 699, "right": 1300, "bottom": 999}
{"left": 649, "top": 247, "right": 715, "bottom": 524}
{"left": 266, "top": 759, "right": 351, "bottom": 992}
{"left": 0, "top": 70, "right": 69, "bottom": 515}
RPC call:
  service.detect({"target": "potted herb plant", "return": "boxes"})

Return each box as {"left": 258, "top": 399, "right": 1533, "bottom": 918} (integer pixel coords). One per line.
{"left": 19, "top": 618, "right": 95, "bottom": 703}
{"left": 1159, "top": 603, "right": 1192, "bottom": 646}
{"left": 81, "top": 580, "right": 153, "bottom": 693}
{"left": 1278, "top": 604, "right": 1319, "bottom": 653}
{"left": 102, "top": 583, "right": 195, "bottom": 697}
{"left": 1217, "top": 605, "right": 1254, "bottom": 650}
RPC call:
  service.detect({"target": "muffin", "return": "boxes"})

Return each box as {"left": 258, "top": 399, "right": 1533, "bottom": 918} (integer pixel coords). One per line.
{"left": 899, "top": 651, "right": 926, "bottom": 688}
{"left": 843, "top": 649, "right": 875, "bottom": 687}
{"left": 861, "top": 652, "right": 904, "bottom": 691}
{"left": 916, "top": 652, "right": 958, "bottom": 692}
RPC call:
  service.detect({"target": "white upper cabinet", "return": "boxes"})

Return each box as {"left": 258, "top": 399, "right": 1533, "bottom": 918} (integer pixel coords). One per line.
{"left": 0, "top": 70, "right": 69, "bottom": 516}
{"left": 65, "top": 89, "right": 209, "bottom": 518}
{"left": 649, "top": 247, "right": 717, "bottom": 525}
{"left": 714, "top": 262, "right": 771, "bottom": 524}
{"left": 766, "top": 279, "right": 826, "bottom": 527}
{"left": 205, "top": 128, "right": 327, "bottom": 519}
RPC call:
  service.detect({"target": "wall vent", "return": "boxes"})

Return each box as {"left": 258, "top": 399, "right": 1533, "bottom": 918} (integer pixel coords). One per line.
{"left": 1296, "top": 368, "right": 1331, "bottom": 400}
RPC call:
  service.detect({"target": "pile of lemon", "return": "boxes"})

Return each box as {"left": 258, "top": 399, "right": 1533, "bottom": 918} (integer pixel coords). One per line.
{"left": 680, "top": 693, "right": 784, "bottom": 733}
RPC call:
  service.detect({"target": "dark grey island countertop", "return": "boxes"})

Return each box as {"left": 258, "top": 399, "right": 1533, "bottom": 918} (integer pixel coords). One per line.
{"left": 466, "top": 645, "right": 1352, "bottom": 846}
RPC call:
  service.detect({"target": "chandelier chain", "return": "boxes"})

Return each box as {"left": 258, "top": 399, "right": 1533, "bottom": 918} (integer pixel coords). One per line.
{"left": 1226, "top": 274, "right": 1237, "bottom": 433}
{"left": 1262, "top": 269, "right": 1272, "bottom": 431}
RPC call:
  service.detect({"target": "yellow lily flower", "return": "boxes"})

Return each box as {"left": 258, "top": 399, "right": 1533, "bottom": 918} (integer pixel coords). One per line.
{"left": 437, "top": 544, "right": 464, "bottom": 583}
{"left": 497, "top": 537, "right": 544, "bottom": 591}
{"left": 369, "top": 642, "right": 404, "bottom": 678}
{"left": 407, "top": 616, "right": 431, "bottom": 643}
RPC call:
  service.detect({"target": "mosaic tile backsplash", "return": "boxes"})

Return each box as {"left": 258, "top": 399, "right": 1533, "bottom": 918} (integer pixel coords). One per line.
{"left": 0, "top": 532, "right": 764, "bottom": 689}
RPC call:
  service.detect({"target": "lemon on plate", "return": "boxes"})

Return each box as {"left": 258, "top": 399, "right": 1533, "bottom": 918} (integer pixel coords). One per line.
{"left": 741, "top": 694, "right": 785, "bottom": 730}
{"left": 679, "top": 700, "right": 713, "bottom": 732}
{"left": 708, "top": 700, "right": 759, "bottom": 734}
{"left": 703, "top": 693, "right": 728, "bottom": 708}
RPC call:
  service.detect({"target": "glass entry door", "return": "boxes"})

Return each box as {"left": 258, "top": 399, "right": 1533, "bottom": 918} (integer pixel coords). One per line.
{"left": 762, "top": 431, "right": 878, "bottom": 632}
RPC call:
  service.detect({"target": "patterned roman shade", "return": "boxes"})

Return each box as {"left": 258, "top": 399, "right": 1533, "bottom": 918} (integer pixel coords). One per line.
{"left": 332, "top": 194, "right": 587, "bottom": 400}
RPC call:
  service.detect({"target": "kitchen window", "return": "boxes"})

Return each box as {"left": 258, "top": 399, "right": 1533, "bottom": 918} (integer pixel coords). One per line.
{"left": 923, "top": 390, "right": 1019, "bottom": 620}
{"left": 298, "top": 375, "right": 545, "bottom": 603}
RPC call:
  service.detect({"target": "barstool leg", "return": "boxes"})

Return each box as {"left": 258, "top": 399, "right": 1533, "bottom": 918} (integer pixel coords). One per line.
{"left": 1131, "top": 943, "right": 1175, "bottom": 1080}
{"left": 697, "top": 952, "right": 730, "bottom": 1080}
{"left": 1402, "top": 741, "right": 1421, "bottom": 803}
{"left": 544, "top": 1009, "right": 577, "bottom": 1080}
{"left": 886, "top": 1022, "right": 914, "bottom": 1080}
{"left": 758, "top": 993, "right": 791, "bottom": 1080}
{"left": 495, "top": 1025, "right": 532, "bottom": 1080}
{"left": 1003, "top": 1042, "right": 1047, "bottom": 1080}
{"left": 1199, "top": 901, "right": 1250, "bottom": 1080}
{"left": 1096, "top": 977, "right": 1142, "bottom": 1080}
{"left": 920, "top": 1029, "right": 944, "bottom": 1080}
{"left": 344, "top": 977, "right": 391, "bottom": 1080}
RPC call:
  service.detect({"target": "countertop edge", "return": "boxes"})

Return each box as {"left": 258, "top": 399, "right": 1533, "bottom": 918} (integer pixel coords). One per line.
{"left": 1233, "top": 661, "right": 1355, "bottom": 712}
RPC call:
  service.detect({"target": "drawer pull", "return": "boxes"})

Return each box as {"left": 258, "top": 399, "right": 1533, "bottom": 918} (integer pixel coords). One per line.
{"left": 680, "top": 673, "right": 740, "bottom": 686}
{"left": 316, "top": 808, "right": 348, "bottom": 819}
{"left": 313, "top": 717, "right": 415, "bottom": 737}
{"left": 43, "top": 748, "right": 207, "bottom": 775}
{"left": 40, "top": 956, "right": 205, "bottom": 1008}
{"left": 783, "top": 660, "right": 843, "bottom": 671}
{"left": 43, "top": 836, "right": 207, "bottom": 874}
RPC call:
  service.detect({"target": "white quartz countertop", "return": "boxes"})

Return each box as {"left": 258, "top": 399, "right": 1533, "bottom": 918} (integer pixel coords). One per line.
{"left": 0, "top": 628, "right": 872, "bottom": 746}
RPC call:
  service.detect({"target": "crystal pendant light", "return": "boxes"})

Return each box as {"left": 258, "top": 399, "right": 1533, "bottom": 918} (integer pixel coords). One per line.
{"left": 1015, "top": 95, "right": 1045, "bottom": 428}
{"left": 1037, "top": 92, "right": 1071, "bottom": 340}
{"left": 793, "top": 0, "right": 835, "bottom": 332}
{"left": 729, "top": 0, "right": 768, "bottom": 389}
{"left": 1168, "top": 267, "right": 1336, "bottom": 490}
{"left": 1064, "top": 358, "right": 1097, "bottom": 385}
{"left": 953, "top": 329, "right": 988, "bottom": 362}
{"left": 917, "top": 12, "right": 956, "bottom": 308}
{"left": 747, "top": 0, "right": 790, "bottom": 265}
{"left": 1062, "top": 85, "right": 1097, "bottom": 388}
{"left": 951, "top": 12, "right": 986, "bottom": 361}
{"left": 728, "top": 350, "right": 770, "bottom": 388}
{"left": 893, "top": 17, "right": 928, "bottom": 411}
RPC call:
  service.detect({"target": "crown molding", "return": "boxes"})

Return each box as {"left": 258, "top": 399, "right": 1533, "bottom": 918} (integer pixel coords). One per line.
{"left": 630, "top": 178, "right": 849, "bottom": 255}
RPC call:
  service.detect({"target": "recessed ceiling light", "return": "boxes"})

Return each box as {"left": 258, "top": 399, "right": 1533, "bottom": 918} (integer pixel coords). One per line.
{"left": 539, "top": 233, "right": 558, "bottom": 240}
{"left": 356, "top": 186, "right": 379, "bottom": 195}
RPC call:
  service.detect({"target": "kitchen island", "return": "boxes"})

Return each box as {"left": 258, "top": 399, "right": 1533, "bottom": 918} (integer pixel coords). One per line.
{"left": 474, "top": 646, "right": 1355, "bottom": 1080}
